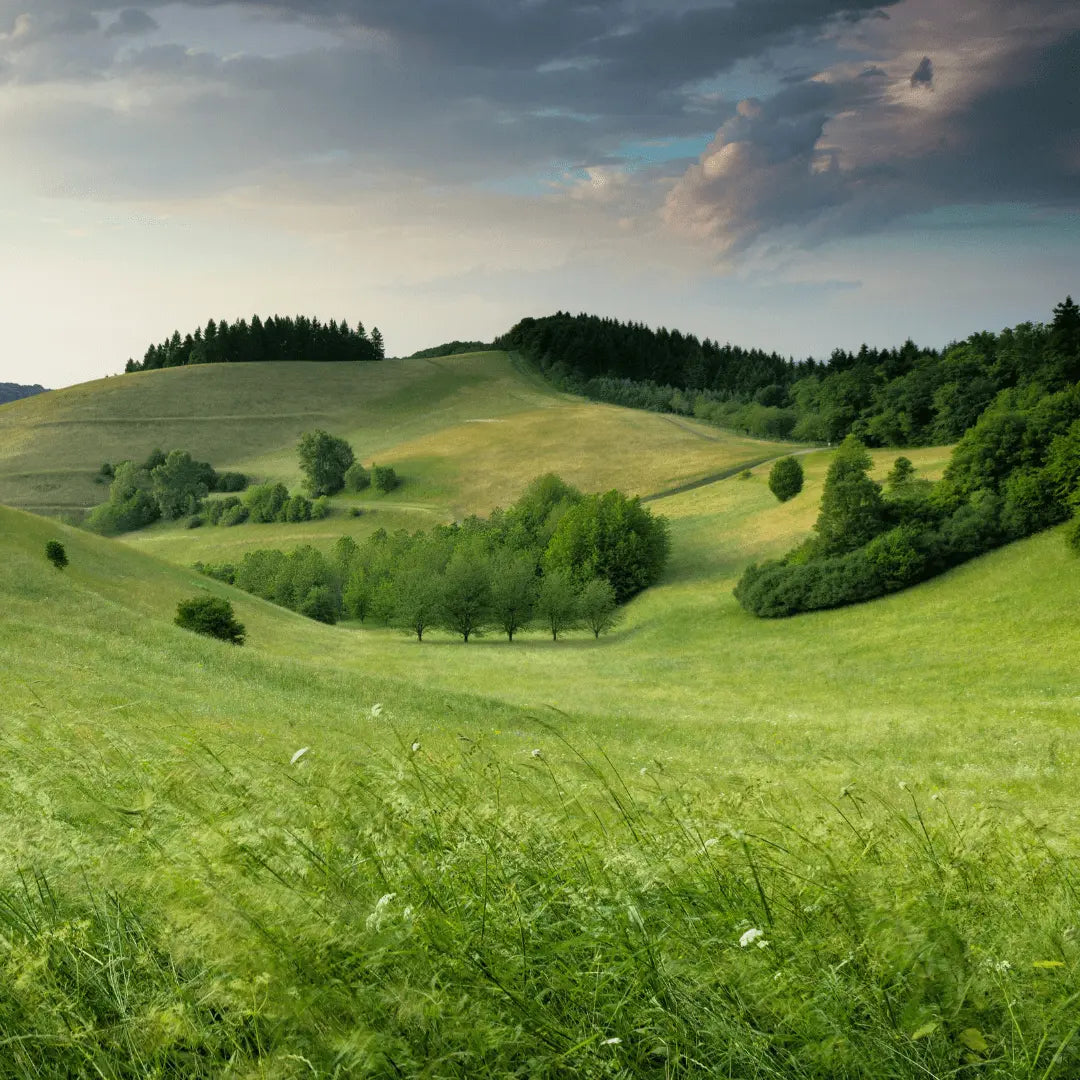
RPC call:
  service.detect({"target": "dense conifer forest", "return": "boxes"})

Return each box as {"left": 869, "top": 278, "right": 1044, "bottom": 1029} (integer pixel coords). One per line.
{"left": 125, "top": 315, "right": 385, "bottom": 371}
{"left": 498, "top": 299, "right": 1080, "bottom": 446}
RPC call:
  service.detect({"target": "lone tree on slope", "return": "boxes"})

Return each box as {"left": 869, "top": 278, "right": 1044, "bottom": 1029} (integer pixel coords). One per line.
{"left": 768, "top": 456, "right": 804, "bottom": 502}
{"left": 45, "top": 540, "right": 68, "bottom": 570}
{"left": 297, "top": 430, "right": 355, "bottom": 496}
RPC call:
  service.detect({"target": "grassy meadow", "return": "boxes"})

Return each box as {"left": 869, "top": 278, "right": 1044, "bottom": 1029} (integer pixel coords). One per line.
{"left": 1, "top": 357, "right": 1079, "bottom": 1077}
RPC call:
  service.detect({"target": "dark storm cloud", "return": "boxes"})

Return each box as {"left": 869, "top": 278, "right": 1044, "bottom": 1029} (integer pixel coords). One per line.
{"left": 105, "top": 9, "right": 160, "bottom": 37}
{"left": 909, "top": 55, "right": 932, "bottom": 88}
{"left": 2, "top": 0, "right": 1078, "bottom": 257}
{"left": 666, "top": 16, "right": 1080, "bottom": 254}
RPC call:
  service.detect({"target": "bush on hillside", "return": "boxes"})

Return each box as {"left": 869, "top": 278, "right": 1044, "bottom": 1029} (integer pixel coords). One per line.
{"left": 372, "top": 465, "right": 399, "bottom": 494}
{"left": 311, "top": 496, "right": 332, "bottom": 520}
{"left": 175, "top": 596, "right": 245, "bottom": 644}
{"left": 214, "top": 471, "right": 248, "bottom": 493}
{"left": 343, "top": 462, "right": 371, "bottom": 492}
{"left": 45, "top": 540, "right": 68, "bottom": 570}
{"left": 768, "top": 456, "right": 804, "bottom": 502}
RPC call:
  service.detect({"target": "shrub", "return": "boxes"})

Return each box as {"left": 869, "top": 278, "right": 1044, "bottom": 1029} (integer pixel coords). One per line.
{"left": 284, "top": 494, "right": 313, "bottom": 523}
{"left": 372, "top": 465, "right": 399, "bottom": 494}
{"left": 349, "top": 507, "right": 363, "bottom": 518}
{"left": 344, "top": 463, "right": 371, "bottom": 492}
{"left": 44, "top": 540, "right": 68, "bottom": 570}
{"left": 220, "top": 502, "right": 249, "bottom": 527}
{"left": 245, "top": 482, "right": 289, "bottom": 523}
{"left": 768, "top": 456, "right": 804, "bottom": 502}
{"left": 174, "top": 596, "right": 245, "bottom": 644}
{"left": 311, "top": 496, "right": 332, "bottom": 520}
{"left": 186, "top": 515, "right": 204, "bottom": 529}
{"left": 214, "top": 471, "right": 248, "bottom": 493}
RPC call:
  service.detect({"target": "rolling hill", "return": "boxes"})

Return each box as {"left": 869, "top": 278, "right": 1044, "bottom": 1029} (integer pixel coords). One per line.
{"left": 2, "top": 353, "right": 1079, "bottom": 1076}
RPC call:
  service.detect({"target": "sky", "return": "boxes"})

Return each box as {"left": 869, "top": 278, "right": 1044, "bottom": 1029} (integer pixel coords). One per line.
{"left": 1, "top": 0, "right": 1078, "bottom": 388}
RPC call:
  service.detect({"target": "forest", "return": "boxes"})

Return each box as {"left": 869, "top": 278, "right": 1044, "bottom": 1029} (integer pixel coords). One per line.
{"left": 498, "top": 299, "right": 1080, "bottom": 446}
{"left": 124, "top": 315, "right": 385, "bottom": 371}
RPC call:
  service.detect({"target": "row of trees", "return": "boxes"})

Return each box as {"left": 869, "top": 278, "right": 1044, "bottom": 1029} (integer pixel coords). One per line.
{"left": 736, "top": 380, "right": 1080, "bottom": 616}
{"left": 198, "top": 474, "right": 670, "bottom": 639}
{"left": 86, "top": 449, "right": 248, "bottom": 535}
{"left": 125, "top": 315, "right": 385, "bottom": 372}
{"left": 499, "top": 299, "right": 1080, "bottom": 446}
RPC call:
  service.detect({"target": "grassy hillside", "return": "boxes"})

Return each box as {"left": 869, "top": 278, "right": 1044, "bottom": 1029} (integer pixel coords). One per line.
{"left": 3, "top": 491, "right": 1079, "bottom": 1075}
{"left": 0, "top": 352, "right": 799, "bottom": 523}
{"left": 2, "top": 352, "right": 1079, "bottom": 1075}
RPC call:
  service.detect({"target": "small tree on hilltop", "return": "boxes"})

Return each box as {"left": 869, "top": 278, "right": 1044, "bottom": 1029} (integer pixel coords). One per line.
{"left": 536, "top": 569, "right": 579, "bottom": 641}
{"left": 175, "top": 596, "right": 245, "bottom": 644}
{"left": 297, "top": 430, "right": 355, "bottom": 496}
{"left": 768, "top": 456, "right": 804, "bottom": 502}
{"left": 579, "top": 578, "right": 618, "bottom": 639}
{"left": 45, "top": 540, "right": 68, "bottom": 570}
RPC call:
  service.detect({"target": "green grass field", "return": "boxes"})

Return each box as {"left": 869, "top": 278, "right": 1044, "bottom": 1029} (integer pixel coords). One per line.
{"left": 1, "top": 359, "right": 1078, "bottom": 1077}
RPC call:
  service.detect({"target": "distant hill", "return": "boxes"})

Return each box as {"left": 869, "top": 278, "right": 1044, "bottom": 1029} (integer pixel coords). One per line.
{"left": 0, "top": 382, "right": 48, "bottom": 406}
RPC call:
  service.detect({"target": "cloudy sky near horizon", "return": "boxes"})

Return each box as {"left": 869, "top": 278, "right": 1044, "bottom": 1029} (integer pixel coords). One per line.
{"left": 2, "top": 0, "right": 1078, "bottom": 388}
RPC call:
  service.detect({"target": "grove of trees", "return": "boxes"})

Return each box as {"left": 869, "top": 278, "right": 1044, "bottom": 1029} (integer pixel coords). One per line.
{"left": 86, "top": 449, "right": 248, "bottom": 535}
{"left": 498, "top": 298, "right": 1080, "bottom": 447}
{"left": 197, "top": 474, "right": 668, "bottom": 639}
{"left": 735, "top": 373, "right": 1080, "bottom": 616}
{"left": 125, "top": 315, "right": 385, "bottom": 372}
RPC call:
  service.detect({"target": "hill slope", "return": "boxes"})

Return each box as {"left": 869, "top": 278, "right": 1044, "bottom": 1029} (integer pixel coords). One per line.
{"left": 2, "top": 492, "right": 1079, "bottom": 1075}
{"left": 0, "top": 351, "right": 804, "bottom": 525}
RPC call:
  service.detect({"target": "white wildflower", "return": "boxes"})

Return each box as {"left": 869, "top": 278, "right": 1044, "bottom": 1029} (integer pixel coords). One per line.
{"left": 290, "top": 747, "right": 309, "bottom": 765}
{"left": 640, "top": 766, "right": 647, "bottom": 776}
{"left": 365, "top": 892, "right": 396, "bottom": 931}
{"left": 704, "top": 837, "right": 718, "bottom": 848}
{"left": 739, "top": 927, "right": 765, "bottom": 948}
{"left": 602, "top": 1037, "right": 621, "bottom": 1045}
{"left": 757, "top": 938, "right": 770, "bottom": 949}
{"left": 531, "top": 748, "right": 542, "bottom": 758}
{"left": 898, "top": 781, "right": 908, "bottom": 791}
{"left": 411, "top": 741, "right": 421, "bottom": 753}
{"left": 931, "top": 793, "right": 941, "bottom": 801}
{"left": 370, "top": 703, "right": 383, "bottom": 718}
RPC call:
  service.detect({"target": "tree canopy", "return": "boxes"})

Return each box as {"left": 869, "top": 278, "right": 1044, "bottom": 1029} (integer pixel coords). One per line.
{"left": 126, "top": 314, "right": 385, "bottom": 372}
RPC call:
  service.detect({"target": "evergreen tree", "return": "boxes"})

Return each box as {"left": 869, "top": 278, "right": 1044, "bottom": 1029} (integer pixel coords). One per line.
{"left": 370, "top": 327, "right": 385, "bottom": 360}
{"left": 814, "top": 436, "right": 887, "bottom": 556}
